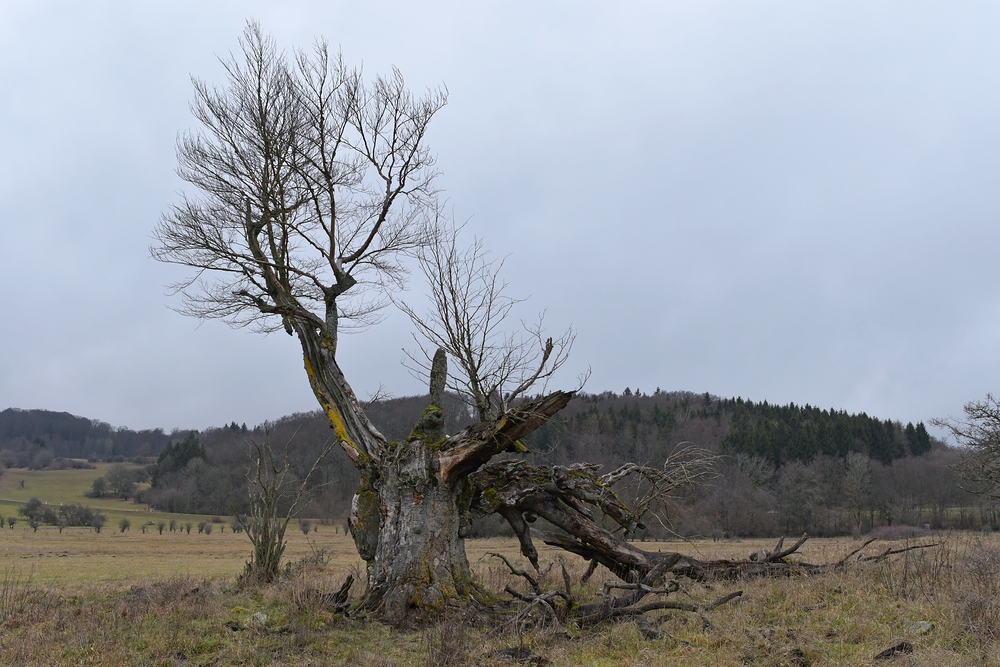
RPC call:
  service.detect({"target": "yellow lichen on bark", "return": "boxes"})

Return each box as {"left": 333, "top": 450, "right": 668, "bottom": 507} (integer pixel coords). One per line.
{"left": 302, "top": 354, "right": 357, "bottom": 456}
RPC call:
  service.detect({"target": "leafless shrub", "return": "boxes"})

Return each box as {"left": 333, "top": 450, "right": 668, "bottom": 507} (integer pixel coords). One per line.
{"left": 235, "top": 429, "right": 336, "bottom": 585}
{"left": 871, "top": 540, "right": 952, "bottom": 602}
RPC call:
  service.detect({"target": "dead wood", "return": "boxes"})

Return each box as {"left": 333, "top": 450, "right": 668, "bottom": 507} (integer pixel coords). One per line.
{"left": 857, "top": 541, "right": 941, "bottom": 562}
{"left": 486, "top": 531, "right": 938, "bottom": 633}
{"left": 489, "top": 548, "right": 742, "bottom": 631}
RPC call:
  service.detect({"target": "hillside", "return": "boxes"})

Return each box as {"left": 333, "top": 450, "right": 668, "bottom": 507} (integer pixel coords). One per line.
{"left": 3, "top": 391, "right": 970, "bottom": 539}
{"left": 520, "top": 390, "right": 933, "bottom": 468}
{"left": 1, "top": 389, "right": 933, "bottom": 469}
{"left": 0, "top": 408, "right": 174, "bottom": 465}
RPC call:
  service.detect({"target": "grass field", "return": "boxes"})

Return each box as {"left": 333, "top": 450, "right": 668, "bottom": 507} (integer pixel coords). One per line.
{"left": 0, "top": 467, "right": 997, "bottom": 665}
{"left": 0, "top": 464, "right": 216, "bottom": 529}
{"left": 0, "top": 528, "right": 996, "bottom": 665}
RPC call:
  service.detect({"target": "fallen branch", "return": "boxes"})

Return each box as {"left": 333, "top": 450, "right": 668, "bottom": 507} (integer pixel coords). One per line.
{"left": 858, "top": 541, "right": 942, "bottom": 562}
{"left": 487, "top": 534, "right": 939, "bottom": 635}
{"left": 473, "top": 452, "right": 939, "bottom": 634}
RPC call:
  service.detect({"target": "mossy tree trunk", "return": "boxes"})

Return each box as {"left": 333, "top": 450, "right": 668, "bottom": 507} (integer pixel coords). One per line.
{"left": 298, "top": 327, "right": 572, "bottom": 623}
{"left": 361, "top": 438, "right": 475, "bottom": 621}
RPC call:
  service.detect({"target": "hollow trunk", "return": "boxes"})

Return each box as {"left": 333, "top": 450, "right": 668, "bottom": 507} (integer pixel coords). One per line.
{"left": 293, "top": 322, "right": 572, "bottom": 623}
{"left": 362, "top": 440, "right": 474, "bottom": 623}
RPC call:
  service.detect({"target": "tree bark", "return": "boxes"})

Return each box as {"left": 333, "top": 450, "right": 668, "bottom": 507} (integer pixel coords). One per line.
{"left": 295, "top": 322, "right": 574, "bottom": 622}
{"left": 361, "top": 438, "right": 475, "bottom": 623}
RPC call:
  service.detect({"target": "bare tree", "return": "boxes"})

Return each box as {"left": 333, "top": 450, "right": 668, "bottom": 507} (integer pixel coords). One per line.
{"left": 153, "top": 22, "right": 554, "bottom": 621}
{"left": 152, "top": 22, "right": 735, "bottom": 625}
{"left": 397, "top": 221, "right": 576, "bottom": 420}
{"left": 843, "top": 452, "right": 873, "bottom": 533}
{"left": 234, "top": 430, "right": 335, "bottom": 583}
{"left": 153, "top": 23, "right": 442, "bottom": 345}
{"left": 933, "top": 394, "right": 1000, "bottom": 501}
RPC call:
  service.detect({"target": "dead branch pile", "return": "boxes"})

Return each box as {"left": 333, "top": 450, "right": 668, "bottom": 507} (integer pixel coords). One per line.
{"left": 486, "top": 535, "right": 940, "bottom": 633}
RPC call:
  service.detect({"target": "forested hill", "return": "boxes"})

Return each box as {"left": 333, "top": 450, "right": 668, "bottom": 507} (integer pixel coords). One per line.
{"left": 4, "top": 391, "right": 941, "bottom": 528}
{"left": 0, "top": 408, "right": 174, "bottom": 466}
{"left": 0, "top": 391, "right": 933, "bottom": 470}
{"left": 136, "top": 389, "right": 940, "bottom": 521}
{"left": 720, "top": 397, "right": 931, "bottom": 464}
{"left": 519, "top": 390, "right": 933, "bottom": 468}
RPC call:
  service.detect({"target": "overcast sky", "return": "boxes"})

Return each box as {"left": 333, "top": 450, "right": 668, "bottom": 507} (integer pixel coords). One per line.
{"left": 1, "top": 2, "right": 998, "bottom": 435}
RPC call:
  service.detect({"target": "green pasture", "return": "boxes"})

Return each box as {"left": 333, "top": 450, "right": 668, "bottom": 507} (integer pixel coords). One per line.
{"left": 0, "top": 465, "right": 357, "bottom": 584}
{"left": 0, "top": 464, "right": 223, "bottom": 528}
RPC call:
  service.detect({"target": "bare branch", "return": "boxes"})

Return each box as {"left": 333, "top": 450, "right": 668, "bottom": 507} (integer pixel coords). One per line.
{"left": 153, "top": 20, "right": 446, "bottom": 343}
{"left": 398, "top": 218, "right": 575, "bottom": 421}
{"left": 233, "top": 427, "right": 336, "bottom": 583}
{"left": 933, "top": 394, "right": 1000, "bottom": 500}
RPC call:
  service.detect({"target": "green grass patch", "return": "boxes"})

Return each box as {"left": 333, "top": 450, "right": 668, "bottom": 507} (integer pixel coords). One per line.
{"left": 0, "top": 465, "right": 235, "bottom": 532}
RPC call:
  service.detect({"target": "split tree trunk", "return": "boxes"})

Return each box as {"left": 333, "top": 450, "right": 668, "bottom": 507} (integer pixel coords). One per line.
{"left": 292, "top": 321, "right": 933, "bottom": 631}
{"left": 362, "top": 438, "right": 474, "bottom": 621}
{"left": 296, "top": 325, "right": 571, "bottom": 623}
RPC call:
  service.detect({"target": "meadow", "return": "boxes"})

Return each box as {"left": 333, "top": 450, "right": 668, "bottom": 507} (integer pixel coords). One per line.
{"left": 0, "top": 466, "right": 996, "bottom": 665}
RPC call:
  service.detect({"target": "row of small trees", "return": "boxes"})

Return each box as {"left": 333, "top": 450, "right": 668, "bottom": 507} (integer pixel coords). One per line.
{"left": 6, "top": 499, "right": 326, "bottom": 541}
{"left": 116, "top": 518, "right": 231, "bottom": 534}
{"left": 14, "top": 498, "right": 106, "bottom": 532}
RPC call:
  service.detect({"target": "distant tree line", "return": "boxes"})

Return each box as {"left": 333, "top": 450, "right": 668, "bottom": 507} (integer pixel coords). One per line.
{"left": 521, "top": 391, "right": 930, "bottom": 468}
{"left": 720, "top": 398, "right": 931, "bottom": 465}
{"left": 140, "top": 396, "right": 472, "bottom": 518}
{"left": 4, "top": 391, "right": 986, "bottom": 538}
{"left": 0, "top": 407, "right": 175, "bottom": 464}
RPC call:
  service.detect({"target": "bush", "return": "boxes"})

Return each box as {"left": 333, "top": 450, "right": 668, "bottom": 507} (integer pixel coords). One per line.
{"left": 58, "top": 504, "right": 104, "bottom": 528}
{"left": 86, "top": 477, "right": 108, "bottom": 498}
{"left": 959, "top": 542, "right": 1000, "bottom": 647}
{"left": 119, "top": 518, "right": 130, "bottom": 533}
{"left": 29, "top": 449, "right": 53, "bottom": 470}
{"left": 106, "top": 464, "right": 138, "bottom": 499}
{"left": 300, "top": 520, "right": 312, "bottom": 535}
{"left": 19, "top": 498, "right": 57, "bottom": 526}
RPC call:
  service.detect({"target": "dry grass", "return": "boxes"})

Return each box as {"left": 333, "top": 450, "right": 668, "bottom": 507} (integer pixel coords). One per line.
{"left": 0, "top": 533, "right": 996, "bottom": 665}
{"left": 0, "top": 524, "right": 361, "bottom": 584}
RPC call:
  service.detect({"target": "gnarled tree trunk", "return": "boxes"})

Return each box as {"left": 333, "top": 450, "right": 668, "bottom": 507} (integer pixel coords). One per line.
{"left": 298, "top": 327, "right": 573, "bottom": 623}
{"left": 362, "top": 438, "right": 474, "bottom": 621}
